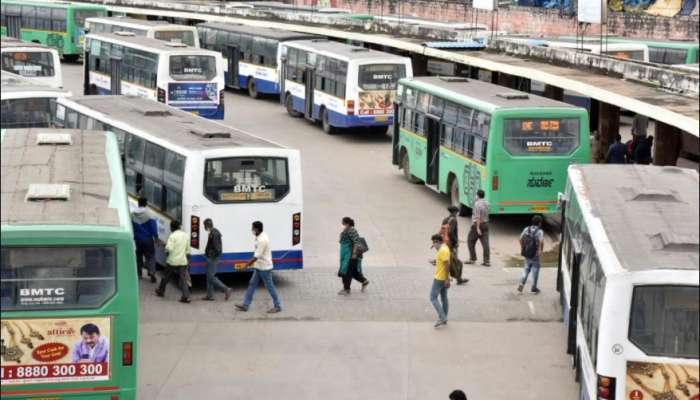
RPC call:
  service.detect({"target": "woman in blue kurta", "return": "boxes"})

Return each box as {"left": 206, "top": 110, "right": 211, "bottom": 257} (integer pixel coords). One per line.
{"left": 338, "top": 217, "right": 369, "bottom": 295}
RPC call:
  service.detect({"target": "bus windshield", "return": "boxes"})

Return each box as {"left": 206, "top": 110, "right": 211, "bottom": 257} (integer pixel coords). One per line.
{"left": 155, "top": 30, "right": 195, "bottom": 47}
{"left": 503, "top": 118, "right": 580, "bottom": 156}
{"left": 73, "top": 10, "right": 103, "bottom": 27}
{"left": 358, "top": 64, "right": 406, "bottom": 90}
{"left": 169, "top": 55, "right": 216, "bottom": 81}
{"left": 0, "top": 246, "right": 116, "bottom": 310}
{"left": 204, "top": 157, "right": 289, "bottom": 203}
{"left": 629, "top": 285, "right": 699, "bottom": 359}
{"left": 0, "top": 98, "right": 55, "bottom": 129}
{"left": 1, "top": 51, "right": 55, "bottom": 77}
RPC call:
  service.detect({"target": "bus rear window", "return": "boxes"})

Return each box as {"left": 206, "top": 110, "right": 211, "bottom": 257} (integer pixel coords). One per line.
{"left": 169, "top": 55, "right": 216, "bottom": 81}
{"left": 630, "top": 285, "right": 699, "bottom": 359}
{"left": 2, "top": 51, "right": 55, "bottom": 77}
{"left": 358, "top": 64, "right": 406, "bottom": 90}
{"left": 204, "top": 157, "right": 289, "bottom": 203}
{"left": 503, "top": 118, "right": 580, "bottom": 156}
{"left": 155, "top": 30, "right": 196, "bottom": 47}
{"left": 0, "top": 98, "right": 54, "bottom": 129}
{"left": 1, "top": 247, "right": 116, "bottom": 310}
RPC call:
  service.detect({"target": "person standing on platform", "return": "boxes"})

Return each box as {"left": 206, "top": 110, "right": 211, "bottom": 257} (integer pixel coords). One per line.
{"left": 337, "top": 217, "right": 370, "bottom": 295}
{"left": 131, "top": 196, "right": 158, "bottom": 283}
{"left": 429, "top": 234, "right": 451, "bottom": 328}
{"left": 466, "top": 190, "right": 490, "bottom": 267}
{"left": 235, "top": 221, "right": 282, "bottom": 314}
{"left": 156, "top": 220, "right": 191, "bottom": 303}
{"left": 606, "top": 133, "right": 628, "bottom": 164}
{"left": 441, "top": 206, "right": 468, "bottom": 285}
{"left": 201, "top": 218, "right": 231, "bottom": 301}
{"left": 635, "top": 136, "right": 654, "bottom": 165}
{"left": 517, "top": 215, "right": 545, "bottom": 295}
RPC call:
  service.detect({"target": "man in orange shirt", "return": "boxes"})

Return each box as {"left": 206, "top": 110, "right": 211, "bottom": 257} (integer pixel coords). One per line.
{"left": 430, "top": 234, "right": 451, "bottom": 328}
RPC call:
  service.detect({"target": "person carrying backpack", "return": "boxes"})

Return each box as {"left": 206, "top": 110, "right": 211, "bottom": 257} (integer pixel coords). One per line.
{"left": 517, "top": 215, "right": 545, "bottom": 294}
{"left": 337, "top": 217, "right": 369, "bottom": 295}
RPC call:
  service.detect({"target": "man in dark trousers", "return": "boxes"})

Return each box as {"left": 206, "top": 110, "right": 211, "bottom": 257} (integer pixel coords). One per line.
{"left": 466, "top": 190, "right": 490, "bottom": 267}
{"left": 635, "top": 136, "right": 654, "bottom": 165}
{"left": 442, "top": 206, "right": 468, "bottom": 285}
{"left": 131, "top": 196, "right": 158, "bottom": 283}
{"left": 605, "top": 133, "right": 628, "bottom": 164}
{"left": 202, "top": 218, "right": 231, "bottom": 301}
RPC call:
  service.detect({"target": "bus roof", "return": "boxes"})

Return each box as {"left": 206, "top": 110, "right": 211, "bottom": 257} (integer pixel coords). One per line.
{"left": 87, "top": 33, "right": 208, "bottom": 54}
{"left": 87, "top": 16, "right": 170, "bottom": 27}
{"left": 284, "top": 39, "right": 409, "bottom": 63}
{"left": 198, "top": 22, "right": 317, "bottom": 42}
{"left": 1, "top": 129, "right": 124, "bottom": 228}
{"left": 0, "top": 71, "right": 68, "bottom": 97}
{"left": 400, "top": 76, "right": 580, "bottom": 113}
{"left": 2, "top": 0, "right": 106, "bottom": 10}
{"left": 569, "top": 164, "right": 699, "bottom": 273}
{"left": 1, "top": 37, "right": 56, "bottom": 51}
{"left": 61, "top": 95, "right": 283, "bottom": 151}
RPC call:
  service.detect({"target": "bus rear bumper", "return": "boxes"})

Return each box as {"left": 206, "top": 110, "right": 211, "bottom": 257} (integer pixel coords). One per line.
{"left": 1, "top": 386, "right": 135, "bottom": 400}
{"left": 180, "top": 105, "right": 225, "bottom": 120}
{"left": 491, "top": 201, "right": 558, "bottom": 215}
{"left": 188, "top": 250, "right": 303, "bottom": 275}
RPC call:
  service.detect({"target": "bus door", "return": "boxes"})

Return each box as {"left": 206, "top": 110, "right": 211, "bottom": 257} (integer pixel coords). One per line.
{"left": 7, "top": 14, "right": 21, "bottom": 38}
{"left": 303, "top": 67, "right": 315, "bottom": 120}
{"left": 425, "top": 117, "right": 441, "bottom": 186}
{"left": 110, "top": 57, "right": 122, "bottom": 95}
{"left": 225, "top": 45, "right": 240, "bottom": 89}
{"left": 391, "top": 102, "right": 401, "bottom": 165}
{"left": 279, "top": 57, "right": 287, "bottom": 104}
{"left": 566, "top": 242, "right": 582, "bottom": 357}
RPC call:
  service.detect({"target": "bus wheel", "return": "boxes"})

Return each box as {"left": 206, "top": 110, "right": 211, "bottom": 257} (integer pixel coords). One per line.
{"left": 369, "top": 125, "right": 388, "bottom": 135}
{"left": 63, "top": 54, "right": 80, "bottom": 63}
{"left": 450, "top": 177, "right": 469, "bottom": 216}
{"left": 247, "top": 78, "right": 259, "bottom": 99}
{"left": 285, "top": 94, "right": 301, "bottom": 118}
{"left": 321, "top": 108, "right": 337, "bottom": 135}
{"left": 401, "top": 152, "right": 420, "bottom": 184}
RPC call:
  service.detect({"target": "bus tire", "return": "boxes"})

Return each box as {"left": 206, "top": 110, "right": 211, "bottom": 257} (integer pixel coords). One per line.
{"left": 449, "top": 176, "right": 469, "bottom": 216}
{"left": 574, "top": 348, "right": 582, "bottom": 383}
{"left": 285, "top": 93, "right": 301, "bottom": 118}
{"left": 63, "top": 54, "right": 80, "bottom": 63}
{"left": 369, "top": 125, "right": 388, "bottom": 135}
{"left": 321, "top": 108, "right": 337, "bottom": 135}
{"left": 247, "top": 77, "right": 259, "bottom": 99}
{"left": 401, "top": 151, "right": 420, "bottom": 184}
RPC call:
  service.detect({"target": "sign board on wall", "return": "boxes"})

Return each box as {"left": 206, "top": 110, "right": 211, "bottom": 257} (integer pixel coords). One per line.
{"left": 473, "top": 0, "right": 496, "bottom": 11}
{"left": 578, "top": 0, "right": 608, "bottom": 24}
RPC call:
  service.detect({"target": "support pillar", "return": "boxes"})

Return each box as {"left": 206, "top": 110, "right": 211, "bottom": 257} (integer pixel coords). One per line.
{"left": 653, "top": 121, "right": 682, "bottom": 166}
{"left": 469, "top": 66, "right": 479, "bottom": 79}
{"left": 543, "top": 85, "right": 564, "bottom": 101}
{"left": 497, "top": 72, "right": 516, "bottom": 89}
{"left": 595, "top": 102, "right": 620, "bottom": 164}
{"left": 410, "top": 54, "right": 428, "bottom": 76}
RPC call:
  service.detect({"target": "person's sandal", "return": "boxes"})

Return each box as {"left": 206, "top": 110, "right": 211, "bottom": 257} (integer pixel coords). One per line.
{"left": 337, "top": 289, "right": 350, "bottom": 295}
{"left": 361, "top": 280, "right": 370, "bottom": 292}
{"left": 224, "top": 288, "right": 231, "bottom": 301}
{"left": 267, "top": 307, "right": 281, "bottom": 314}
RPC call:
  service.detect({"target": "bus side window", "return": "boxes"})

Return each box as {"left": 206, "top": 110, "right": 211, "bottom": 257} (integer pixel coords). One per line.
{"left": 21, "top": 6, "right": 36, "bottom": 30}
{"left": 442, "top": 125, "right": 454, "bottom": 148}
{"left": 36, "top": 6, "right": 51, "bottom": 31}
{"left": 51, "top": 8, "right": 67, "bottom": 32}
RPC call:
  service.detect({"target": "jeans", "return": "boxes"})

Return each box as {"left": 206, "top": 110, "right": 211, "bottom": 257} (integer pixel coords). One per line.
{"left": 430, "top": 279, "right": 449, "bottom": 322}
{"left": 135, "top": 239, "right": 156, "bottom": 277}
{"left": 206, "top": 257, "right": 229, "bottom": 298}
{"left": 342, "top": 258, "right": 367, "bottom": 290}
{"left": 467, "top": 223, "right": 490, "bottom": 263}
{"left": 520, "top": 257, "right": 541, "bottom": 290}
{"left": 157, "top": 265, "right": 190, "bottom": 299}
{"left": 243, "top": 269, "right": 281, "bottom": 310}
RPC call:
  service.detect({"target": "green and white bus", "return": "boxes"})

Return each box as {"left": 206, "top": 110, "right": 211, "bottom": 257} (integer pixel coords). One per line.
{"left": 1, "top": 128, "right": 138, "bottom": 399}
{"left": 1, "top": 1, "right": 107, "bottom": 60}
{"left": 393, "top": 76, "right": 590, "bottom": 215}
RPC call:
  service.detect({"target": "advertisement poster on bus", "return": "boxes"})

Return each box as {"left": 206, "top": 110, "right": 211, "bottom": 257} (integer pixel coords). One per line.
{"left": 358, "top": 90, "right": 395, "bottom": 116}
{"left": 168, "top": 82, "right": 217, "bottom": 108}
{"left": 626, "top": 361, "right": 699, "bottom": 400}
{"left": 0, "top": 317, "right": 111, "bottom": 385}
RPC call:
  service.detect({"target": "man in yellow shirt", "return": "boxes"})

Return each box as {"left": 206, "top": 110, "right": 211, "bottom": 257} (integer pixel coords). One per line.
{"left": 430, "top": 234, "right": 451, "bottom": 328}
{"left": 155, "top": 220, "right": 191, "bottom": 303}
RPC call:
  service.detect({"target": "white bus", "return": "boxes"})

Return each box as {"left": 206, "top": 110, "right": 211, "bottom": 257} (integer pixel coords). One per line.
{"left": 1, "top": 37, "right": 63, "bottom": 88}
{"left": 1, "top": 70, "right": 71, "bottom": 129}
{"left": 558, "top": 164, "right": 699, "bottom": 400}
{"left": 280, "top": 39, "right": 413, "bottom": 134}
{"left": 53, "top": 95, "right": 304, "bottom": 274}
{"left": 84, "top": 32, "right": 225, "bottom": 119}
{"left": 85, "top": 16, "right": 200, "bottom": 48}
{"left": 197, "top": 22, "right": 316, "bottom": 98}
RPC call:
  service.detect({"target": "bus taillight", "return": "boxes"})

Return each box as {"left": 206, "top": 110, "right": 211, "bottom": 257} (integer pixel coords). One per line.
{"left": 157, "top": 88, "right": 166, "bottom": 103}
{"left": 219, "top": 90, "right": 225, "bottom": 105}
{"left": 597, "top": 375, "right": 616, "bottom": 399}
{"left": 292, "top": 213, "right": 301, "bottom": 246}
{"left": 190, "top": 215, "right": 200, "bottom": 249}
{"left": 491, "top": 175, "right": 499, "bottom": 191}
{"left": 122, "top": 342, "right": 133, "bottom": 366}
{"left": 347, "top": 100, "right": 355, "bottom": 116}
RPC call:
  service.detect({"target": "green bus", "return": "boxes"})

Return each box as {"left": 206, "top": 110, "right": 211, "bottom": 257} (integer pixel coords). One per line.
{"left": 392, "top": 76, "right": 590, "bottom": 215}
{"left": 1, "top": 128, "right": 138, "bottom": 399}
{"left": 1, "top": 1, "right": 107, "bottom": 60}
{"left": 559, "top": 36, "right": 699, "bottom": 65}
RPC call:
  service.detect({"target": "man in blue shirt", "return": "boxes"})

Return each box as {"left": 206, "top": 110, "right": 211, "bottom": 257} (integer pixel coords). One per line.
{"left": 131, "top": 197, "right": 159, "bottom": 283}
{"left": 605, "top": 133, "right": 628, "bottom": 164}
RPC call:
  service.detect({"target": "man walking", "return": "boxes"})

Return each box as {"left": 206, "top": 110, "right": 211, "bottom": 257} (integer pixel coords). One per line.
{"left": 442, "top": 206, "right": 468, "bottom": 285}
{"left": 202, "top": 218, "right": 231, "bottom": 301}
{"left": 131, "top": 197, "right": 158, "bottom": 282}
{"left": 155, "top": 220, "right": 191, "bottom": 303}
{"left": 429, "top": 234, "right": 450, "bottom": 328}
{"left": 235, "top": 221, "right": 282, "bottom": 314}
{"left": 517, "top": 215, "right": 545, "bottom": 295}
{"left": 466, "top": 190, "right": 490, "bottom": 267}
{"left": 605, "top": 133, "right": 628, "bottom": 164}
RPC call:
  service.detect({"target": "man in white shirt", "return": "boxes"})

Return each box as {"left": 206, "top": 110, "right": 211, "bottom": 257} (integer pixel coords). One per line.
{"left": 235, "top": 221, "right": 282, "bottom": 313}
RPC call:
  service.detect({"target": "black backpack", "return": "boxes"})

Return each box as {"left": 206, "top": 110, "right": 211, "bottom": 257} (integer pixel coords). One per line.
{"left": 520, "top": 227, "right": 540, "bottom": 259}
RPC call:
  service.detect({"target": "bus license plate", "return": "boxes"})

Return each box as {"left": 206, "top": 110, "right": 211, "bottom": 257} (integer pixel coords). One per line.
{"left": 530, "top": 206, "right": 550, "bottom": 212}
{"left": 375, "top": 116, "right": 388, "bottom": 122}
{"left": 234, "top": 263, "right": 248, "bottom": 270}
